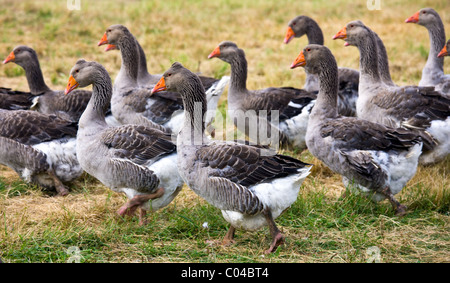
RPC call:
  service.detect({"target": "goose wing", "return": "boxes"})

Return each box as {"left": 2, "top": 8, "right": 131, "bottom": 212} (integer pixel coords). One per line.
{"left": 100, "top": 124, "right": 176, "bottom": 165}
{"left": 373, "top": 86, "right": 450, "bottom": 129}
{"left": 247, "top": 87, "right": 317, "bottom": 121}
{"left": 121, "top": 88, "right": 184, "bottom": 125}
{"left": 194, "top": 142, "right": 309, "bottom": 214}
{"left": 0, "top": 88, "right": 34, "bottom": 110}
{"left": 197, "top": 142, "right": 309, "bottom": 187}
{"left": 0, "top": 110, "right": 77, "bottom": 145}
{"left": 320, "top": 117, "right": 422, "bottom": 152}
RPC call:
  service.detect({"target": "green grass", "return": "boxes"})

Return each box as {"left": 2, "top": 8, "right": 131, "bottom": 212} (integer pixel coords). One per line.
{"left": 0, "top": 0, "right": 449, "bottom": 263}
{"left": 1, "top": 168, "right": 448, "bottom": 263}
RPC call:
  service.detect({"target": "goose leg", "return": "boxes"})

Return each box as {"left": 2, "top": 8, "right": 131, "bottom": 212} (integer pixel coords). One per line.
{"left": 380, "top": 186, "right": 407, "bottom": 217}
{"left": 263, "top": 209, "right": 284, "bottom": 254}
{"left": 222, "top": 225, "right": 236, "bottom": 246}
{"left": 117, "top": 188, "right": 165, "bottom": 220}
{"left": 48, "top": 170, "right": 69, "bottom": 196}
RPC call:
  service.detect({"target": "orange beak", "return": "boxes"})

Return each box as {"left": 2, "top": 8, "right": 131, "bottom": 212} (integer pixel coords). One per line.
{"left": 64, "top": 75, "right": 79, "bottom": 95}
{"left": 333, "top": 26, "right": 347, "bottom": 40}
{"left": 284, "top": 26, "right": 295, "bottom": 44}
{"left": 98, "top": 32, "right": 108, "bottom": 46}
{"left": 405, "top": 11, "right": 420, "bottom": 23}
{"left": 151, "top": 77, "right": 166, "bottom": 94}
{"left": 208, "top": 46, "right": 221, "bottom": 59}
{"left": 438, "top": 45, "right": 448, "bottom": 58}
{"left": 105, "top": 44, "right": 117, "bottom": 52}
{"left": 3, "top": 51, "right": 15, "bottom": 64}
{"left": 290, "top": 50, "right": 306, "bottom": 69}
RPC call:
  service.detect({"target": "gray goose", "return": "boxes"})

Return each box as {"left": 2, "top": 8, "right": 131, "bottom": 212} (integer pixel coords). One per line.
{"left": 208, "top": 41, "right": 317, "bottom": 151}
{"left": 284, "top": 15, "right": 360, "bottom": 116}
{"left": 332, "top": 20, "right": 396, "bottom": 87}
{"left": 98, "top": 25, "right": 229, "bottom": 135}
{"left": 334, "top": 21, "right": 450, "bottom": 165}
{"left": 406, "top": 8, "right": 450, "bottom": 96}
{"left": 97, "top": 25, "right": 183, "bottom": 133}
{"left": 438, "top": 39, "right": 450, "bottom": 58}
{"left": 291, "top": 44, "right": 423, "bottom": 216}
{"left": 102, "top": 36, "right": 225, "bottom": 92}
{"left": 64, "top": 59, "right": 184, "bottom": 225}
{"left": 151, "top": 62, "right": 311, "bottom": 254}
{"left": 2, "top": 46, "right": 92, "bottom": 122}
{"left": 0, "top": 109, "right": 82, "bottom": 196}
{"left": 0, "top": 87, "right": 33, "bottom": 110}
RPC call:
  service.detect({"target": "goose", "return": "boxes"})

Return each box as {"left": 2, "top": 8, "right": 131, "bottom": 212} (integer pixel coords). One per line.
{"left": 64, "top": 59, "right": 184, "bottom": 225}
{"left": 98, "top": 25, "right": 229, "bottom": 135}
{"left": 291, "top": 44, "right": 423, "bottom": 216}
{"left": 208, "top": 41, "right": 317, "bottom": 151}
{"left": 284, "top": 15, "right": 359, "bottom": 116}
{"left": 0, "top": 109, "right": 82, "bottom": 196}
{"left": 333, "top": 21, "right": 450, "bottom": 165}
{"left": 332, "top": 20, "right": 396, "bottom": 87}
{"left": 101, "top": 34, "right": 225, "bottom": 93}
{"left": 101, "top": 39, "right": 161, "bottom": 87}
{"left": 0, "top": 87, "right": 33, "bottom": 110}
{"left": 151, "top": 62, "right": 312, "bottom": 254}
{"left": 405, "top": 8, "right": 450, "bottom": 96}
{"left": 2, "top": 46, "right": 92, "bottom": 122}
{"left": 438, "top": 39, "right": 450, "bottom": 58}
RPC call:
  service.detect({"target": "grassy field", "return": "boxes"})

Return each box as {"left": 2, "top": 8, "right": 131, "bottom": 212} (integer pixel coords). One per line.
{"left": 0, "top": 0, "right": 449, "bottom": 263}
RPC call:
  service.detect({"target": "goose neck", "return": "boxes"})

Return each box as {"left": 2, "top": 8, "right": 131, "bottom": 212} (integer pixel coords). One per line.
{"left": 311, "top": 59, "right": 339, "bottom": 119}
{"left": 357, "top": 31, "right": 382, "bottom": 86}
{"left": 79, "top": 72, "right": 111, "bottom": 128}
{"left": 228, "top": 50, "right": 248, "bottom": 93}
{"left": 21, "top": 55, "right": 51, "bottom": 94}
{"left": 305, "top": 20, "right": 324, "bottom": 45}
{"left": 118, "top": 34, "right": 140, "bottom": 84}
{"left": 178, "top": 77, "right": 208, "bottom": 146}
{"left": 424, "top": 20, "right": 445, "bottom": 73}
{"left": 373, "top": 32, "right": 395, "bottom": 86}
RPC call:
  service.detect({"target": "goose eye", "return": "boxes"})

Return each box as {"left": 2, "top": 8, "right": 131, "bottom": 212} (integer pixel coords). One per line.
{"left": 306, "top": 48, "right": 311, "bottom": 52}
{"left": 292, "top": 22, "right": 296, "bottom": 26}
{"left": 422, "top": 11, "right": 426, "bottom": 14}
{"left": 167, "top": 73, "right": 172, "bottom": 77}
{"left": 75, "top": 70, "right": 79, "bottom": 73}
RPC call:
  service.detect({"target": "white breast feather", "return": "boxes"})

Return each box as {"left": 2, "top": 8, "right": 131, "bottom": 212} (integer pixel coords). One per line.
{"left": 221, "top": 166, "right": 312, "bottom": 231}
{"left": 343, "top": 143, "right": 422, "bottom": 202}
{"left": 420, "top": 116, "right": 450, "bottom": 165}
{"left": 278, "top": 100, "right": 315, "bottom": 148}
{"left": 32, "top": 138, "right": 83, "bottom": 182}
{"left": 120, "top": 153, "right": 184, "bottom": 212}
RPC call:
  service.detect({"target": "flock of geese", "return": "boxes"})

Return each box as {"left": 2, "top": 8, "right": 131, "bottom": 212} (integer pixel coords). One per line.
{"left": 0, "top": 7, "right": 449, "bottom": 254}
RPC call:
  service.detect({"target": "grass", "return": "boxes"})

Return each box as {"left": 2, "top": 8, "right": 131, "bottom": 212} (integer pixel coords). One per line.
{"left": 0, "top": 0, "right": 449, "bottom": 263}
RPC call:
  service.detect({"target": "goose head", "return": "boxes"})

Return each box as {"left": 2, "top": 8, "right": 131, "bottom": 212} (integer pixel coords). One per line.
{"left": 284, "top": 15, "right": 310, "bottom": 44}
{"left": 333, "top": 20, "right": 370, "bottom": 47}
{"left": 405, "top": 8, "right": 440, "bottom": 27}
{"left": 3, "top": 45, "right": 37, "bottom": 66}
{"left": 65, "top": 59, "right": 104, "bottom": 94}
{"left": 290, "top": 44, "right": 331, "bottom": 75}
{"left": 208, "top": 41, "right": 242, "bottom": 64}
{"left": 98, "top": 24, "right": 130, "bottom": 48}
{"left": 151, "top": 62, "right": 201, "bottom": 95}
